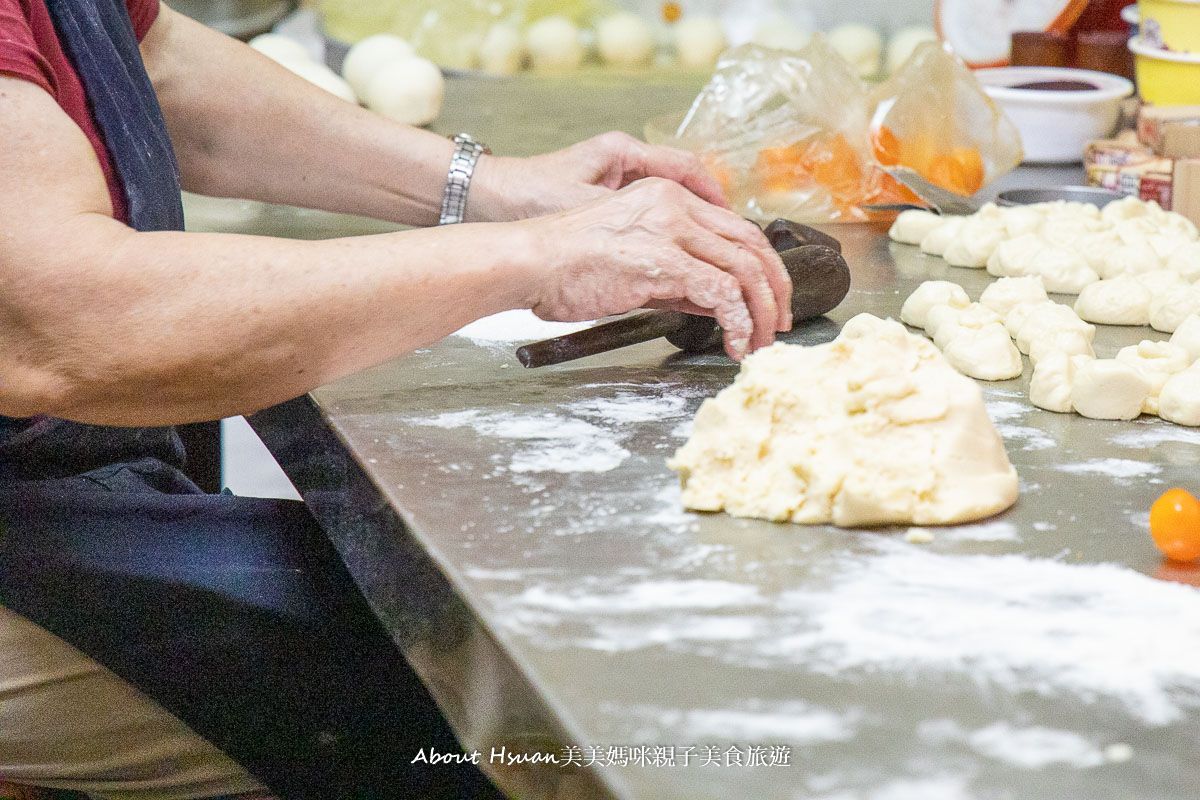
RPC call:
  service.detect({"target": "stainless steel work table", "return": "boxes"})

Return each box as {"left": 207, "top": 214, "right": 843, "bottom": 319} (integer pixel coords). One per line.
{"left": 233, "top": 74, "right": 1200, "bottom": 800}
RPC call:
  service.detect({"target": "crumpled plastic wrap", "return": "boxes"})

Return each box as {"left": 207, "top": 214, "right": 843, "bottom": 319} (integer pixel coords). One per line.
{"left": 646, "top": 38, "right": 1023, "bottom": 223}
{"left": 869, "top": 42, "right": 1023, "bottom": 198}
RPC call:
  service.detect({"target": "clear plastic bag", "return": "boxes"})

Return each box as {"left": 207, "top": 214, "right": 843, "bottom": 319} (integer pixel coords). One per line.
{"left": 646, "top": 37, "right": 1022, "bottom": 223}
{"left": 869, "top": 42, "right": 1023, "bottom": 197}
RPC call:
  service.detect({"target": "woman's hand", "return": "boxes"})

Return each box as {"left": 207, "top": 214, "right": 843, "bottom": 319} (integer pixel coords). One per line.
{"left": 518, "top": 177, "right": 791, "bottom": 361}
{"left": 468, "top": 131, "right": 729, "bottom": 222}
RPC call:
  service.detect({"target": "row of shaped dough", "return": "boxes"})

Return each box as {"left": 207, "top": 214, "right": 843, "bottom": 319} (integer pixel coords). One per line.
{"left": 900, "top": 275, "right": 1200, "bottom": 425}
{"left": 890, "top": 196, "right": 1200, "bottom": 298}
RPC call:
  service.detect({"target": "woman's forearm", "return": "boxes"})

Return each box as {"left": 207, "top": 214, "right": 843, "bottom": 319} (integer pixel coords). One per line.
{"left": 1, "top": 216, "right": 539, "bottom": 426}
{"left": 141, "top": 8, "right": 458, "bottom": 227}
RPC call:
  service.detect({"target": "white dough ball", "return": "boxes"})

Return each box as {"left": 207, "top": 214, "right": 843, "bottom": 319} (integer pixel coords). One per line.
{"left": 285, "top": 61, "right": 358, "bottom": 103}
{"left": 1040, "top": 215, "right": 1103, "bottom": 249}
{"left": 674, "top": 15, "right": 727, "bottom": 69}
{"left": 1028, "top": 327, "right": 1095, "bottom": 366}
{"left": 943, "top": 220, "right": 1006, "bottom": 268}
{"left": 249, "top": 33, "right": 313, "bottom": 67}
{"left": 940, "top": 322, "right": 1023, "bottom": 381}
{"left": 1101, "top": 195, "right": 1152, "bottom": 223}
{"left": 1158, "top": 364, "right": 1200, "bottom": 425}
{"left": 1030, "top": 351, "right": 1082, "bottom": 413}
{"left": 1076, "top": 231, "right": 1121, "bottom": 273}
{"left": 1070, "top": 358, "right": 1152, "bottom": 420}
{"left": 363, "top": 57, "right": 444, "bottom": 126}
{"left": 1150, "top": 285, "right": 1200, "bottom": 333}
{"left": 1163, "top": 210, "right": 1199, "bottom": 239}
{"left": 1098, "top": 243, "right": 1161, "bottom": 279}
{"left": 931, "top": 303, "right": 1001, "bottom": 350}
{"left": 479, "top": 24, "right": 525, "bottom": 75}
{"left": 1030, "top": 246, "right": 1099, "bottom": 294}
{"left": 1169, "top": 314, "right": 1200, "bottom": 364}
{"left": 1148, "top": 232, "right": 1191, "bottom": 261}
{"left": 1167, "top": 241, "right": 1200, "bottom": 282}
{"left": 980, "top": 276, "right": 1048, "bottom": 317}
{"left": 526, "top": 15, "right": 585, "bottom": 72}
{"left": 828, "top": 23, "right": 883, "bottom": 77}
{"left": 342, "top": 34, "right": 416, "bottom": 97}
{"left": 889, "top": 209, "right": 944, "bottom": 245}
{"left": 987, "top": 233, "right": 1045, "bottom": 278}
{"left": 1002, "top": 206, "right": 1044, "bottom": 238}
{"left": 1135, "top": 269, "right": 1188, "bottom": 298}
{"left": 597, "top": 12, "right": 654, "bottom": 67}
{"left": 900, "top": 280, "right": 970, "bottom": 328}
{"left": 1074, "top": 277, "right": 1153, "bottom": 326}
{"left": 1116, "top": 340, "right": 1191, "bottom": 414}
{"left": 1005, "top": 299, "right": 1052, "bottom": 337}
{"left": 886, "top": 25, "right": 938, "bottom": 73}
{"left": 1014, "top": 303, "right": 1093, "bottom": 355}
{"left": 751, "top": 16, "right": 812, "bottom": 51}
{"left": 919, "top": 217, "right": 965, "bottom": 256}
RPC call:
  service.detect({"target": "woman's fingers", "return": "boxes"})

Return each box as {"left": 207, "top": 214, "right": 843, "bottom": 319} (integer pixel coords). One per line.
{"left": 680, "top": 229, "right": 778, "bottom": 352}
{"left": 687, "top": 201, "right": 793, "bottom": 332}
{"left": 646, "top": 256, "right": 755, "bottom": 360}
{"left": 596, "top": 132, "right": 729, "bottom": 208}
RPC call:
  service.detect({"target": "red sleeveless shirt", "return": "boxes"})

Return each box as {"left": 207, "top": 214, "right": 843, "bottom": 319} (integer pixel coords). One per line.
{"left": 0, "top": 0, "right": 160, "bottom": 223}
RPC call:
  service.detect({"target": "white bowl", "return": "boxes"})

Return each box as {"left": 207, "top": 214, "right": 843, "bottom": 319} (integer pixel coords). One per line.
{"left": 975, "top": 66, "right": 1134, "bottom": 164}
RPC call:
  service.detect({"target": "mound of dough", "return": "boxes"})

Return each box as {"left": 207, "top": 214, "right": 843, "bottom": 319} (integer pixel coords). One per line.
{"left": 1028, "top": 327, "right": 1094, "bottom": 365}
{"left": 1031, "top": 246, "right": 1099, "bottom": 294}
{"left": 980, "top": 275, "right": 1048, "bottom": 316}
{"left": 943, "top": 219, "right": 1005, "bottom": 268}
{"left": 1168, "top": 242, "right": 1200, "bottom": 281}
{"left": 889, "top": 210, "right": 944, "bottom": 245}
{"left": 1150, "top": 286, "right": 1200, "bottom": 333}
{"left": 1030, "top": 351, "right": 1084, "bottom": 413}
{"left": 920, "top": 218, "right": 965, "bottom": 256}
{"left": 987, "top": 233, "right": 1044, "bottom": 278}
{"left": 1074, "top": 277, "right": 1152, "bottom": 326}
{"left": 900, "top": 280, "right": 969, "bottom": 328}
{"left": 941, "top": 322, "right": 1022, "bottom": 381}
{"left": 1159, "top": 364, "right": 1200, "bottom": 426}
{"left": 668, "top": 315, "right": 1018, "bottom": 527}
{"left": 1013, "top": 303, "right": 1093, "bottom": 355}
{"left": 929, "top": 303, "right": 1001, "bottom": 350}
{"left": 1169, "top": 315, "right": 1200, "bottom": 363}
{"left": 1115, "top": 340, "right": 1190, "bottom": 414}
{"left": 1070, "top": 358, "right": 1151, "bottom": 420}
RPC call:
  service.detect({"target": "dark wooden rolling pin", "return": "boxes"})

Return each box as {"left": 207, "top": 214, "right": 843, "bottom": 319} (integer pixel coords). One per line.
{"left": 516, "top": 221, "right": 850, "bottom": 368}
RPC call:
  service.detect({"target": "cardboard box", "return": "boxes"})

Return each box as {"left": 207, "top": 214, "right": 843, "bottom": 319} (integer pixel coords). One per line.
{"left": 1083, "top": 135, "right": 1200, "bottom": 228}
{"left": 1138, "top": 105, "right": 1200, "bottom": 152}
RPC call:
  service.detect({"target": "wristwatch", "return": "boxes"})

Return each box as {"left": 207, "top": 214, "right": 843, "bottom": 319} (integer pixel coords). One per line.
{"left": 438, "top": 133, "right": 491, "bottom": 225}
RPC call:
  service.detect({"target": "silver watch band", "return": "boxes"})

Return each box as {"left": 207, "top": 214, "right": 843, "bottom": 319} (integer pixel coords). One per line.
{"left": 438, "top": 133, "right": 491, "bottom": 225}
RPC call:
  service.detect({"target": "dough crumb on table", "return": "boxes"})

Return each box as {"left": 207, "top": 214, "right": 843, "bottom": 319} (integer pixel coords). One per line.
{"left": 668, "top": 314, "right": 1018, "bottom": 527}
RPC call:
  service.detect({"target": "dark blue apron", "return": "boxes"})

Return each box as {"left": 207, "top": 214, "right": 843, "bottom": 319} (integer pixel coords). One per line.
{"left": 0, "top": 3, "right": 501, "bottom": 797}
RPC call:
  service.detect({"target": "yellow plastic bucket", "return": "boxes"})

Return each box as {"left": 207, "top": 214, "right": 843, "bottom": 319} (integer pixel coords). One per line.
{"left": 1130, "top": 36, "right": 1200, "bottom": 105}
{"left": 1139, "top": 0, "right": 1200, "bottom": 52}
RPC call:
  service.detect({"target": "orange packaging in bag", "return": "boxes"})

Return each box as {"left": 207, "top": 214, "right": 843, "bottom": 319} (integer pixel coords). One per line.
{"left": 868, "top": 42, "right": 1022, "bottom": 198}
{"left": 645, "top": 39, "right": 1022, "bottom": 223}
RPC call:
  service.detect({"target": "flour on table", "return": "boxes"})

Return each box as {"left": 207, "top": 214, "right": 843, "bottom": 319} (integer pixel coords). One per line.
{"left": 452, "top": 309, "right": 595, "bottom": 343}
{"left": 407, "top": 409, "right": 630, "bottom": 473}
{"left": 1057, "top": 459, "right": 1162, "bottom": 479}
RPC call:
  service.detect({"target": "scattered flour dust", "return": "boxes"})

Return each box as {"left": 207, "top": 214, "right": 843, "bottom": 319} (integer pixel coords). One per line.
{"left": 1109, "top": 424, "right": 1200, "bottom": 448}
{"left": 452, "top": 310, "right": 594, "bottom": 343}
{"left": 405, "top": 386, "right": 697, "bottom": 475}
{"left": 1057, "top": 459, "right": 1163, "bottom": 479}
{"left": 407, "top": 410, "right": 630, "bottom": 473}
{"left": 918, "top": 719, "right": 1105, "bottom": 769}
{"left": 493, "top": 541, "right": 1200, "bottom": 725}
{"left": 612, "top": 700, "right": 862, "bottom": 744}
{"left": 769, "top": 542, "right": 1200, "bottom": 725}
